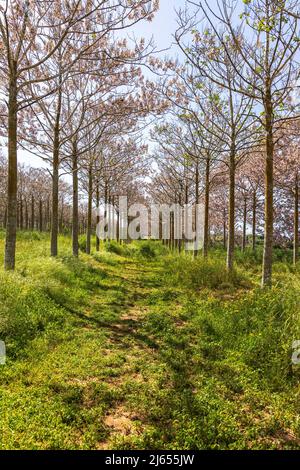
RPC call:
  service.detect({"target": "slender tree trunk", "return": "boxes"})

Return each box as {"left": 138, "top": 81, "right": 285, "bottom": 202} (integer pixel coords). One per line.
{"left": 116, "top": 208, "right": 120, "bottom": 244}
{"left": 39, "top": 199, "right": 43, "bottom": 232}
{"left": 178, "top": 190, "right": 182, "bottom": 253}
{"left": 25, "top": 199, "right": 28, "bottom": 230}
{"left": 20, "top": 197, "right": 23, "bottom": 230}
{"left": 86, "top": 166, "right": 93, "bottom": 255}
{"left": 184, "top": 182, "right": 189, "bottom": 253}
{"left": 31, "top": 194, "right": 35, "bottom": 231}
{"left": 223, "top": 209, "right": 227, "bottom": 250}
{"left": 51, "top": 86, "right": 62, "bottom": 257}
{"left": 46, "top": 198, "right": 50, "bottom": 231}
{"left": 252, "top": 192, "right": 257, "bottom": 251}
{"left": 107, "top": 193, "right": 111, "bottom": 242}
{"left": 72, "top": 141, "right": 79, "bottom": 257}
{"left": 203, "top": 157, "right": 210, "bottom": 258}
{"left": 294, "top": 173, "right": 299, "bottom": 266}
{"left": 51, "top": 148, "right": 59, "bottom": 256}
{"left": 242, "top": 197, "right": 247, "bottom": 252}
{"left": 194, "top": 160, "right": 199, "bottom": 257}
{"left": 104, "top": 182, "right": 108, "bottom": 242}
{"left": 4, "top": 207, "right": 7, "bottom": 229}
{"left": 262, "top": 88, "right": 274, "bottom": 287}
{"left": 17, "top": 198, "right": 19, "bottom": 229}
{"left": 112, "top": 195, "right": 117, "bottom": 241}
{"left": 227, "top": 148, "right": 235, "bottom": 272}
{"left": 5, "top": 72, "right": 18, "bottom": 270}
{"left": 159, "top": 211, "right": 162, "bottom": 244}
{"left": 171, "top": 212, "right": 175, "bottom": 251}
{"left": 59, "top": 197, "right": 64, "bottom": 234}
{"left": 96, "top": 179, "right": 100, "bottom": 251}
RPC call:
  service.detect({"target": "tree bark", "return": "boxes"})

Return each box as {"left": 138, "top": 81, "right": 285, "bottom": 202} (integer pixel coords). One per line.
{"left": 59, "top": 197, "right": 64, "bottom": 234}
{"left": 19, "top": 197, "right": 23, "bottom": 230}
{"left": 39, "top": 199, "right": 43, "bottom": 232}
{"left": 96, "top": 179, "right": 100, "bottom": 251}
{"left": 5, "top": 72, "right": 18, "bottom": 270}
{"left": 31, "top": 194, "right": 35, "bottom": 231}
{"left": 72, "top": 141, "right": 79, "bottom": 257}
{"left": 86, "top": 166, "right": 93, "bottom": 255}
{"left": 203, "top": 156, "right": 210, "bottom": 258}
{"left": 25, "top": 199, "right": 28, "bottom": 230}
{"left": 262, "top": 87, "right": 274, "bottom": 287}
{"left": 252, "top": 192, "right": 257, "bottom": 251}
{"left": 242, "top": 197, "right": 247, "bottom": 252}
{"left": 50, "top": 95, "right": 62, "bottom": 256}
{"left": 294, "top": 173, "right": 299, "bottom": 266}
{"left": 226, "top": 148, "right": 235, "bottom": 272}
{"left": 51, "top": 146, "right": 59, "bottom": 256}
{"left": 4, "top": 207, "right": 7, "bottom": 229}
{"left": 46, "top": 198, "right": 50, "bottom": 231}
{"left": 116, "top": 207, "right": 120, "bottom": 244}
{"left": 223, "top": 212, "right": 227, "bottom": 250}
{"left": 184, "top": 181, "right": 189, "bottom": 253}
{"left": 193, "top": 160, "right": 199, "bottom": 257}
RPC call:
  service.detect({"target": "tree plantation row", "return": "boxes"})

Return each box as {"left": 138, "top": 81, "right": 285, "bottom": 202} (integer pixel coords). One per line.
{"left": 0, "top": 0, "right": 162, "bottom": 269}
{"left": 0, "top": 128, "right": 298, "bottom": 264}
{"left": 0, "top": 0, "right": 300, "bottom": 288}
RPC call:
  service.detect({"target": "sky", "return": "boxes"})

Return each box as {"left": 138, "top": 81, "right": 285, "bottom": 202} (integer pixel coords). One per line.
{"left": 132, "top": 0, "right": 186, "bottom": 53}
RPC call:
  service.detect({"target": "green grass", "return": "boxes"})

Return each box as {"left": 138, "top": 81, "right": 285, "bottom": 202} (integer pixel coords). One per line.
{"left": 0, "top": 233, "right": 300, "bottom": 449}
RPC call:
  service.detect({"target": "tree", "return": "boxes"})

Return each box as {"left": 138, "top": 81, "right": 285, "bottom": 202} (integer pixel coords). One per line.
{"left": 186, "top": 0, "right": 300, "bottom": 286}
{"left": 174, "top": 24, "right": 258, "bottom": 270}
{"left": 0, "top": 0, "right": 158, "bottom": 269}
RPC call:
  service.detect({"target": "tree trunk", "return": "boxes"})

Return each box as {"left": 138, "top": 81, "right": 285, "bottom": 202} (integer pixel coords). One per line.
{"left": 5, "top": 73, "right": 18, "bottom": 270}
{"left": 4, "top": 206, "right": 7, "bottom": 229}
{"left": 223, "top": 216, "right": 226, "bottom": 250}
{"left": 203, "top": 157, "right": 210, "bottom": 258}
{"left": 72, "top": 142, "right": 79, "bottom": 257}
{"left": 31, "top": 194, "right": 35, "bottom": 231}
{"left": 25, "top": 199, "right": 28, "bottom": 230}
{"left": 46, "top": 198, "right": 50, "bottom": 231}
{"left": 59, "top": 197, "right": 64, "bottom": 234}
{"left": 17, "top": 198, "right": 20, "bottom": 229}
{"left": 184, "top": 182, "right": 189, "bottom": 253}
{"left": 96, "top": 179, "right": 100, "bottom": 251}
{"left": 104, "top": 182, "right": 108, "bottom": 242}
{"left": 51, "top": 148, "right": 59, "bottom": 256}
{"left": 178, "top": 190, "right": 182, "bottom": 253}
{"left": 194, "top": 160, "right": 199, "bottom": 257}
{"left": 226, "top": 148, "right": 235, "bottom": 272}
{"left": 20, "top": 197, "right": 23, "bottom": 230}
{"left": 171, "top": 212, "right": 175, "bottom": 251}
{"left": 39, "top": 199, "right": 43, "bottom": 232}
{"left": 262, "top": 89, "right": 274, "bottom": 287}
{"left": 50, "top": 86, "right": 62, "bottom": 257}
{"left": 116, "top": 208, "right": 120, "bottom": 244}
{"left": 242, "top": 197, "right": 247, "bottom": 252}
{"left": 294, "top": 173, "right": 299, "bottom": 266}
{"left": 252, "top": 192, "right": 257, "bottom": 251}
{"left": 108, "top": 193, "right": 111, "bottom": 242}
{"left": 86, "top": 166, "right": 93, "bottom": 255}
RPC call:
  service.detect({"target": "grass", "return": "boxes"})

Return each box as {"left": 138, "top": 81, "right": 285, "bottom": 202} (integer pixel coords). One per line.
{"left": 0, "top": 233, "right": 300, "bottom": 449}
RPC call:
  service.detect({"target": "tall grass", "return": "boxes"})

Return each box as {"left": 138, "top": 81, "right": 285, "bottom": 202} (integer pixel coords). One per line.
{"left": 164, "top": 254, "right": 246, "bottom": 290}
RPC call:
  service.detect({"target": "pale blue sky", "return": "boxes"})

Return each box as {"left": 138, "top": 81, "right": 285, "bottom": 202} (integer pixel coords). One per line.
{"left": 132, "top": 0, "right": 186, "bottom": 53}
